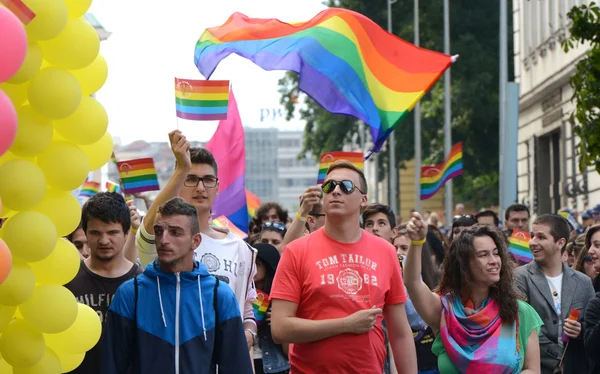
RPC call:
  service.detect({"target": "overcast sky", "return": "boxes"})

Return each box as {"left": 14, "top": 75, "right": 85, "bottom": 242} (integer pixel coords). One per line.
{"left": 89, "top": 0, "right": 327, "bottom": 145}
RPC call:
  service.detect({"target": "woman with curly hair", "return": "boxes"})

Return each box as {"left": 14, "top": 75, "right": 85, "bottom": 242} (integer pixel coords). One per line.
{"left": 404, "top": 212, "right": 543, "bottom": 373}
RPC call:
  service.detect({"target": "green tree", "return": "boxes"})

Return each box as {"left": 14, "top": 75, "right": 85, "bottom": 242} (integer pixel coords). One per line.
{"left": 278, "top": 0, "right": 511, "bottom": 208}
{"left": 562, "top": 2, "right": 600, "bottom": 173}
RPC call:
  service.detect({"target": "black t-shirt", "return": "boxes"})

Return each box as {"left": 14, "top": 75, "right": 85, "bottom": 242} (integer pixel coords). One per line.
{"left": 414, "top": 325, "right": 438, "bottom": 371}
{"left": 64, "top": 261, "right": 142, "bottom": 374}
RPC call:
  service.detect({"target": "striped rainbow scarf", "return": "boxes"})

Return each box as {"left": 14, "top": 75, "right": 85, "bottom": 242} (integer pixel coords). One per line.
{"left": 440, "top": 295, "right": 520, "bottom": 373}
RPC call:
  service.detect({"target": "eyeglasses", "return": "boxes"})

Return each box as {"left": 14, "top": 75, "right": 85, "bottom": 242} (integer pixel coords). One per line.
{"left": 321, "top": 180, "right": 365, "bottom": 195}
{"left": 262, "top": 221, "right": 286, "bottom": 232}
{"left": 309, "top": 213, "right": 326, "bottom": 217}
{"left": 584, "top": 255, "right": 593, "bottom": 263}
{"left": 184, "top": 175, "right": 218, "bottom": 188}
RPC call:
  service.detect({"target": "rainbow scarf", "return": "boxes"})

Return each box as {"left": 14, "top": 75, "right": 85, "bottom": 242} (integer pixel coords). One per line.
{"left": 439, "top": 295, "right": 520, "bottom": 374}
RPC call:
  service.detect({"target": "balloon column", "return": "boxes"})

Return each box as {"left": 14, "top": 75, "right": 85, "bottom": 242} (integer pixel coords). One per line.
{"left": 0, "top": 0, "right": 110, "bottom": 372}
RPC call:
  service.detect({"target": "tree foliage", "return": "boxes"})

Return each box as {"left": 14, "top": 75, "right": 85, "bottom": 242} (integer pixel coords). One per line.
{"left": 278, "top": 0, "right": 511, "bottom": 208}
{"left": 562, "top": 2, "right": 600, "bottom": 173}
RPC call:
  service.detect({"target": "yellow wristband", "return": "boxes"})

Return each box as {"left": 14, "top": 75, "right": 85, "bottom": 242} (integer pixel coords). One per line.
{"left": 296, "top": 212, "right": 307, "bottom": 222}
{"left": 411, "top": 238, "right": 426, "bottom": 246}
{"left": 130, "top": 226, "right": 138, "bottom": 234}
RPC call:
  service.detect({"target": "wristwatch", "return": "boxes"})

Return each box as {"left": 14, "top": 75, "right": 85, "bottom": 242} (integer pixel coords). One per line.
{"left": 245, "top": 328, "right": 257, "bottom": 345}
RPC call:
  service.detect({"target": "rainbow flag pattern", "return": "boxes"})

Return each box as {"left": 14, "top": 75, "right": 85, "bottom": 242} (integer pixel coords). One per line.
{"left": 105, "top": 181, "right": 121, "bottom": 194}
{"left": 245, "top": 189, "right": 260, "bottom": 221}
{"left": 79, "top": 179, "right": 100, "bottom": 198}
{"left": 175, "top": 78, "right": 229, "bottom": 121}
{"left": 213, "top": 215, "right": 248, "bottom": 240}
{"left": 317, "top": 151, "right": 364, "bottom": 184}
{"left": 116, "top": 158, "right": 160, "bottom": 194}
{"left": 194, "top": 8, "right": 453, "bottom": 153}
{"left": 0, "top": 0, "right": 35, "bottom": 24}
{"left": 252, "top": 289, "right": 270, "bottom": 325}
{"left": 509, "top": 229, "right": 533, "bottom": 265}
{"left": 420, "top": 142, "right": 463, "bottom": 200}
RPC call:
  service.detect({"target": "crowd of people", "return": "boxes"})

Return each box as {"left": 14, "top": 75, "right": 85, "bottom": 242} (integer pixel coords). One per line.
{"left": 28, "top": 129, "right": 600, "bottom": 374}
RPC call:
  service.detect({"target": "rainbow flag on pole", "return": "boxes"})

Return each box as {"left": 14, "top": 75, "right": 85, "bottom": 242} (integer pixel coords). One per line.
{"left": 420, "top": 142, "right": 463, "bottom": 200}
{"left": 116, "top": 158, "right": 160, "bottom": 194}
{"left": 509, "top": 229, "right": 533, "bottom": 265}
{"left": 105, "top": 181, "right": 121, "bottom": 194}
{"left": 79, "top": 178, "right": 100, "bottom": 198}
{"left": 252, "top": 289, "right": 271, "bottom": 325}
{"left": 212, "top": 215, "right": 248, "bottom": 239}
{"left": 175, "top": 78, "right": 229, "bottom": 121}
{"left": 0, "top": 0, "right": 35, "bottom": 24}
{"left": 317, "top": 151, "right": 364, "bottom": 185}
{"left": 245, "top": 189, "right": 260, "bottom": 221}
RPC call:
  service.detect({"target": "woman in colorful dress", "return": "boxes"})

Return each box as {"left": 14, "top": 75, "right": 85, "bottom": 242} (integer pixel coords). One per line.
{"left": 404, "top": 212, "right": 543, "bottom": 374}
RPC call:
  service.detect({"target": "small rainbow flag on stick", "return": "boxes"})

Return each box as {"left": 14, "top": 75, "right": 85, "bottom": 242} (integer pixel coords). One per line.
{"left": 79, "top": 179, "right": 100, "bottom": 198}
{"left": 246, "top": 189, "right": 260, "bottom": 221}
{"left": 252, "top": 289, "right": 270, "bottom": 325}
{"left": 105, "top": 181, "right": 121, "bottom": 193}
{"left": 420, "top": 142, "right": 463, "bottom": 200}
{"left": 509, "top": 229, "right": 533, "bottom": 265}
{"left": 213, "top": 215, "right": 248, "bottom": 239}
{"left": 317, "top": 151, "right": 364, "bottom": 184}
{"left": 116, "top": 158, "right": 160, "bottom": 194}
{"left": 0, "top": 0, "right": 35, "bottom": 24}
{"left": 175, "top": 78, "right": 229, "bottom": 121}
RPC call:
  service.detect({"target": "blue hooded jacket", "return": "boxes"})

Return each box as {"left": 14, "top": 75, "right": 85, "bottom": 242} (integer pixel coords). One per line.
{"left": 100, "top": 261, "right": 253, "bottom": 374}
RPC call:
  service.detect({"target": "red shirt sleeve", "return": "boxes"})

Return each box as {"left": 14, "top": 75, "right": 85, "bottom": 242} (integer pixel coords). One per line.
{"left": 385, "top": 246, "right": 408, "bottom": 306}
{"left": 270, "top": 244, "right": 302, "bottom": 304}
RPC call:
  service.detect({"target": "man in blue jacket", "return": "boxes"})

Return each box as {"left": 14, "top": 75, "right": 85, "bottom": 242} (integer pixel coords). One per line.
{"left": 101, "top": 197, "right": 253, "bottom": 374}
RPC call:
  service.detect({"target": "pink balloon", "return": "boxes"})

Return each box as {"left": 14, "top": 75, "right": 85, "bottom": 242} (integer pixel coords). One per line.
{"left": 0, "top": 89, "right": 17, "bottom": 157}
{"left": 0, "top": 7, "right": 27, "bottom": 83}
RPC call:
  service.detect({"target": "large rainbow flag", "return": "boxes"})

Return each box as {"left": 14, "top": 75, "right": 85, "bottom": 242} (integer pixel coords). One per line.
{"left": 245, "top": 189, "right": 260, "bottom": 221}
{"left": 174, "top": 78, "right": 229, "bottom": 121}
{"left": 420, "top": 142, "right": 463, "bottom": 200}
{"left": 213, "top": 215, "right": 248, "bottom": 240}
{"left": 509, "top": 229, "right": 533, "bottom": 265}
{"left": 194, "top": 9, "right": 454, "bottom": 153}
{"left": 317, "top": 151, "right": 364, "bottom": 184}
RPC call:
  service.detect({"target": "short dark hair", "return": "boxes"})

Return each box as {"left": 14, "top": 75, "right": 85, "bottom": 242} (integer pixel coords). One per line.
{"left": 505, "top": 203, "right": 530, "bottom": 221}
{"left": 255, "top": 202, "right": 289, "bottom": 223}
{"left": 475, "top": 210, "right": 499, "bottom": 226}
{"left": 158, "top": 197, "right": 200, "bottom": 235}
{"left": 362, "top": 203, "right": 395, "bottom": 229}
{"left": 81, "top": 192, "right": 131, "bottom": 234}
{"left": 533, "top": 214, "right": 570, "bottom": 247}
{"left": 175, "top": 147, "right": 219, "bottom": 175}
{"left": 326, "top": 160, "right": 368, "bottom": 194}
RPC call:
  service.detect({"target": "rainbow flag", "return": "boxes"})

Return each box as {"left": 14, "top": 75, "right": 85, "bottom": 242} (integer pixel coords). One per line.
{"left": 116, "top": 158, "right": 160, "bottom": 194}
{"left": 420, "top": 143, "right": 463, "bottom": 200}
{"left": 317, "top": 151, "right": 364, "bottom": 184}
{"left": 175, "top": 78, "right": 229, "bottom": 121}
{"left": 245, "top": 189, "right": 260, "bottom": 221}
{"left": 105, "top": 181, "right": 121, "bottom": 193}
{"left": 0, "top": 0, "right": 35, "bottom": 24}
{"left": 252, "top": 289, "right": 270, "bottom": 325}
{"left": 509, "top": 229, "right": 533, "bottom": 265}
{"left": 213, "top": 215, "right": 248, "bottom": 239}
{"left": 194, "top": 9, "right": 454, "bottom": 153}
{"left": 79, "top": 179, "right": 100, "bottom": 198}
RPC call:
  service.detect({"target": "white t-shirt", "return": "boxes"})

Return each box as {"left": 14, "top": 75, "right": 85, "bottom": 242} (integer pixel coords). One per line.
{"left": 546, "top": 273, "right": 563, "bottom": 340}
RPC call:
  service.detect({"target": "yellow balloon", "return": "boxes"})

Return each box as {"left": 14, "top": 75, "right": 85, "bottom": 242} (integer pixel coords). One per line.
{"left": 13, "top": 347, "right": 61, "bottom": 374}
{"left": 0, "top": 82, "right": 29, "bottom": 107}
{"left": 0, "top": 305, "right": 16, "bottom": 333}
{"left": 80, "top": 132, "right": 114, "bottom": 170}
{"left": 7, "top": 40, "right": 42, "bottom": 84}
{"left": 0, "top": 159, "right": 47, "bottom": 211}
{"left": 70, "top": 54, "right": 108, "bottom": 96}
{"left": 0, "top": 151, "right": 19, "bottom": 167}
{"left": 23, "top": 0, "right": 68, "bottom": 41}
{"left": 28, "top": 68, "right": 81, "bottom": 119}
{"left": 40, "top": 18, "right": 100, "bottom": 70}
{"left": 54, "top": 96, "right": 108, "bottom": 145}
{"left": 0, "top": 319, "right": 45, "bottom": 368}
{"left": 30, "top": 239, "right": 80, "bottom": 286}
{"left": 0, "top": 358, "right": 11, "bottom": 372}
{"left": 44, "top": 303, "right": 101, "bottom": 354}
{"left": 56, "top": 351, "right": 85, "bottom": 373}
{"left": 31, "top": 189, "right": 80, "bottom": 237}
{"left": 64, "top": 0, "right": 91, "bottom": 18}
{"left": 3, "top": 212, "right": 57, "bottom": 262}
{"left": 37, "top": 141, "right": 90, "bottom": 191}
{"left": 10, "top": 105, "right": 53, "bottom": 157}
{"left": 0, "top": 261, "right": 35, "bottom": 305}
{"left": 19, "top": 285, "right": 78, "bottom": 334}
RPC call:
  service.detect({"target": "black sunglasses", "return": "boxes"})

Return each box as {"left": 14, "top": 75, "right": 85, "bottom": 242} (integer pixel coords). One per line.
{"left": 309, "top": 213, "right": 326, "bottom": 217}
{"left": 453, "top": 214, "right": 476, "bottom": 222}
{"left": 262, "top": 221, "right": 286, "bottom": 232}
{"left": 321, "top": 180, "right": 365, "bottom": 195}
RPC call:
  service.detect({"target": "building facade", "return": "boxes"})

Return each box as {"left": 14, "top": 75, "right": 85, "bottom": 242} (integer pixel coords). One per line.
{"left": 513, "top": 0, "right": 599, "bottom": 215}
{"left": 244, "top": 128, "right": 280, "bottom": 203}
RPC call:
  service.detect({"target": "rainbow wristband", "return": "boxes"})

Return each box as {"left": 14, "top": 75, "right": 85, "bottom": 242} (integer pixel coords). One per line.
{"left": 410, "top": 238, "right": 426, "bottom": 246}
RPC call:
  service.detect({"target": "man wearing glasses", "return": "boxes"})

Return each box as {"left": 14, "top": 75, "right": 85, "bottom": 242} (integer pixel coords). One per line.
{"left": 135, "top": 130, "right": 258, "bottom": 354}
{"left": 270, "top": 160, "right": 417, "bottom": 373}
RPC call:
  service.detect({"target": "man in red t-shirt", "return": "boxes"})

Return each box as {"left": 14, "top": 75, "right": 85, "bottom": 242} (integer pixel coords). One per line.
{"left": 271, "top": 160, "right": 417, "bottom": 374}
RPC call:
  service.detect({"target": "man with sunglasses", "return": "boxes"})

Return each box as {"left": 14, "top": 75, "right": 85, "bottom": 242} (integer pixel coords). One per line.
{"left": 271, "top": 160, "right": 417, "bottom": 373}
{"left": 135, "top": 130, "right": 258, "bottom": 354}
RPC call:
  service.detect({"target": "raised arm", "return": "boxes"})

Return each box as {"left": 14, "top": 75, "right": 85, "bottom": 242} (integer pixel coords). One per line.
{"left": 403, "top": 212, "right": 442, "bottom": 330}
{"left": 282, "top": 186, "right": 322, "bottom": 248}
{"left": 123, "top": 200, "right": 140, "bottom": 264}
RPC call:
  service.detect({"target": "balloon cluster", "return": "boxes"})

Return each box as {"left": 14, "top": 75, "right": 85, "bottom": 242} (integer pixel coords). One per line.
{"left": 0, "top": 0, "right": 112, "bottom": 372}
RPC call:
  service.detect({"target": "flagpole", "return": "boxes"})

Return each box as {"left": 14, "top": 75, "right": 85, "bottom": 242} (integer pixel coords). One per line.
{"left": 387, "top": 0, "right": 398, "bottom": 215}
{"left": 499, "top": 0, "right": 508, "bottom": 222}
{"left": 414, "top": 0, "right": 422, "bottom": 214}
{"left": 443, "top": 0, "right": 453, "bottom": 229}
